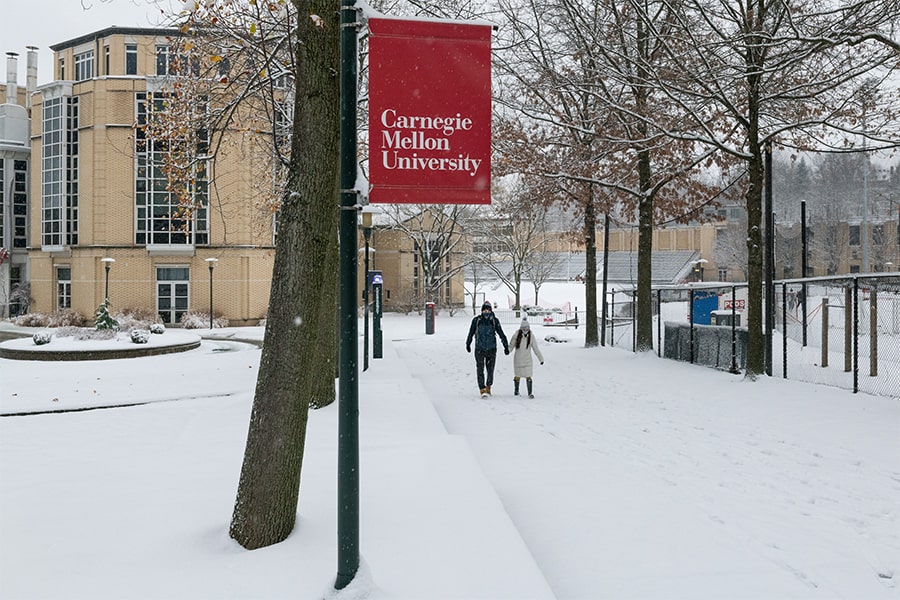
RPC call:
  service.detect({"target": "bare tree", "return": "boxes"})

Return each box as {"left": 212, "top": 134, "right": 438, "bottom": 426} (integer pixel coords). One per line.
{"left": 494, "top": 0, "right": 723, "bottom": 350}
{"left": 644, "top": 0, "right": 900, "bottom": 377}
{"left": 470, "top": 176, "right": 561, "bottom": 311}
{"left": 381, "top": 205, "right": 474, "bottom": 310}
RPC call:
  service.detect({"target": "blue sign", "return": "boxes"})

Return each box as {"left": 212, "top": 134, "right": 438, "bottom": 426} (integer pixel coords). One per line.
{"left": 372, "top": 273, "right": 383, "bottom": 284}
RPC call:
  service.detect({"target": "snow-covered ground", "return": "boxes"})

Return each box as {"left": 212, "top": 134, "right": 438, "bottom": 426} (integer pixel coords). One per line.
{"left": 1, "top": 311, "right": 898, "bottom": 599}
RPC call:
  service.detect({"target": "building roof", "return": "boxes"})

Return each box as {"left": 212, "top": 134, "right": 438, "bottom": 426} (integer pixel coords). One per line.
{"left": 50, "top": 26, "right": 182, "bottom": 51}
{"left": 471, "top": 250, "right": 701, "bottom": 285}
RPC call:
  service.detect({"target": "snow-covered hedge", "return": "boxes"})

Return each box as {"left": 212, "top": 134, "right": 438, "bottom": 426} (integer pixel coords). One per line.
{"left": 149, "top": 323, "right": 166, "bottom": 334}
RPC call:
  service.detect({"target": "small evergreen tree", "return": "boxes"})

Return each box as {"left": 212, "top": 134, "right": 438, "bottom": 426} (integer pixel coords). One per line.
{"left": 95, "top": 300, "right": 119, "bottom": 331}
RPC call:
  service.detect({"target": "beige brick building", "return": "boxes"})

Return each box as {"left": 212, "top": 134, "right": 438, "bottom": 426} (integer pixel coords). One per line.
{"left": 26, "top": 27, "right": 276, "bottom": 325}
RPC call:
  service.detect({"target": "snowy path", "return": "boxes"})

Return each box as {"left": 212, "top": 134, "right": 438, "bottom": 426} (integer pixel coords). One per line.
{"left": 391, "top": 315, "right": 900, "bottom": 599}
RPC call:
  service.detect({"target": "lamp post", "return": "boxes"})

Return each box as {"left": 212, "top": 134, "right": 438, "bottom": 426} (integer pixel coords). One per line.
{"left": 691, "top": 258, "right": 708, "bottom": 282}
{"left": 100, "top": 257, "right": 115, "bottom": 301}
{"left": 205, "top": 258, "right": 218, "bottom": 329}
{"left": 361, "top": 211, "right": 373, "bottom": 372}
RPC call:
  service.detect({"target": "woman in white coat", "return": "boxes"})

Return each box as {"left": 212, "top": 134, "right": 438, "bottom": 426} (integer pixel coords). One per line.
{"left": 511, "top": 318, "right": 544, "bottom": 398}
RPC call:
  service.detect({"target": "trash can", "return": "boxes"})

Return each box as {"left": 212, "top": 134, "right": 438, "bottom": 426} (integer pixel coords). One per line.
{"left": 425, "top": 302, "right": 436, "bottom": 335}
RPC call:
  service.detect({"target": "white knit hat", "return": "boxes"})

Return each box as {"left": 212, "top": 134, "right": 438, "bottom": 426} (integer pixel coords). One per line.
{"left": 520, "top": 318, "right": 530, "bottom": 330}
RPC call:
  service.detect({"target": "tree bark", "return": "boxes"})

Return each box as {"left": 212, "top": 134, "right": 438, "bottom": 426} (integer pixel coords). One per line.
{"left": 636, "top": 148, "right": 654, "bottom": 352}
{"left": 230, "top": 0, "right": 340, "bottom": 549}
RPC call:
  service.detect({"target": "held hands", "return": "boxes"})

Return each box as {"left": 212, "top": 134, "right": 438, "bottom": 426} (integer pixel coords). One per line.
{"left": 466, "top": 344, "right": 471, "bottom": 353}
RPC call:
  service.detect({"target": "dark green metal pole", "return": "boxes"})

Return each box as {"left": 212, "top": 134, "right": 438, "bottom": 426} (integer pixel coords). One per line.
{"left": 336, "top": 0, "right": 359, "bottom": 590}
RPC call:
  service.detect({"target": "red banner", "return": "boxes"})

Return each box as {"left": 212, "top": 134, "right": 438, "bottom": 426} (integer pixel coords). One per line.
{"left": 368, "top": 17, "right": 492, "bottom": 204}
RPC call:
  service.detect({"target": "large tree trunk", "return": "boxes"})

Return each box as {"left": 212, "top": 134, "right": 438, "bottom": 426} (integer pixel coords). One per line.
{"left": 230, "top": 0, "right": 340, "bottom": 549}
{"left": 584, "top": 187, "right": 599, "bottom": 347}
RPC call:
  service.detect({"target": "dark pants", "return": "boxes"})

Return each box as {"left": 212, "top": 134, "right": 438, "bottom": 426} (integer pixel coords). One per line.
{"left": 474, "top": 348, "right": 497, "bottom": 389}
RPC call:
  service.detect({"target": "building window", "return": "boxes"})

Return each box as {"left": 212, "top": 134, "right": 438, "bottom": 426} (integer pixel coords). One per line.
{"left": 849, "top": 224, "right": 860, "bottom": 246}
{"left": 74, "top": 50, "right": 94, "bottom": 81}
{"left": 156, "top": 45, "right": 170, "bottom": 75}
{"left": 8, "top": 266, "right": 24, "bottom": 316}
{"left": 0, "top": 161, "right": 4, "bottom": 249}
{"left": 135, "top": 92, "right": 209, "bottom": 246}
{"left": 156, "top": 44, "right": 199, "bottom": 77}
{"left": 156, "top": 266, "right": 190, "bottom": 324}
{"left": 13, "top": 160, "right": 28, "bottom": 248}
{"left": 873, "top": 224, "right": 884, "bottom": 246}
{"left": 718, "top": 267, "right": 728, "bottom": 282}
{"left": 57, "top": 267, "right": 72, "bottom": 310}
{"left": 41, "top": 97, "right": 79, "bottom": 247}
{"left": 126, "top": 44, "right": 138, "bottom": 75}
{"left": 58, "top": 57, "right": 65, "bottom": 80}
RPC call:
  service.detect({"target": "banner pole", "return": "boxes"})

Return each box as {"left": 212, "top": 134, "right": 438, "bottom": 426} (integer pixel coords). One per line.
{"left": 336, "top": 0, "right": 360, "bottom": 590}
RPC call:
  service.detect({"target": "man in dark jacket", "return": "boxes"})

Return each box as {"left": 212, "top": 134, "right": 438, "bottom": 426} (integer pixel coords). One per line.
{"left": 466, "top": 301, "right": 509, "bottom": 397}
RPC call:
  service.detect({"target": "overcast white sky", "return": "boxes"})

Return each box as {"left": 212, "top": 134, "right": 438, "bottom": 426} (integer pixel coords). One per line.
{"left": 2, "top": 0, "right": 183, "bottom": 86}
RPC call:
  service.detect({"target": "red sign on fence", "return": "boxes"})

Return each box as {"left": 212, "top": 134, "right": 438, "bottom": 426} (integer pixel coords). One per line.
{"left": 368, "top": 17, "right": 492, "bottom": 204}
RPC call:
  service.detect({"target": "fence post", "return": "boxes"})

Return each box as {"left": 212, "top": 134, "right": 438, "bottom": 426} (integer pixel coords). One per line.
{"left": 657, "top": 288, "right": 662, "bottom": 358}
{"left": 821, "top": 297, "right": 829, "bottom": 368}
{"left": 870, "top": 287, "right": 878, "bottom": 377}
{"left": 782, "top": 282, "right": 788, "bottom": 379}
{"left": 610, "top": 291, "right": 616, "bottom": 347}
{"left": 689, "top": 288, "right": 695, "bottom": 364}
{"left": 853, "top": 279, "right": 859, "bottom": 393}
{"left": 730, "top": 285, "right": 740, "bottom": 374}
{"left": 844, "top": 287, "right": 852, "bottom": 373}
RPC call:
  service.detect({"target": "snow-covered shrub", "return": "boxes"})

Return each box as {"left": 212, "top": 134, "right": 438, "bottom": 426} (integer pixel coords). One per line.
{"left": 130, "top": 329, "right": 151, "bottom": 344}
{"left": 180, "top": 310, "right": 228, "bottom": 329}
{"left": 114, "top": 307, "right": 162, "bottom": 332}
{"left": 32, "top": 331, "right": 52, "bottom": 345}
{"left": 95, "top": 300, "right": 120, "bottom": 331}
{"left": 48, "top": 309, "right": 87, "bottom": 328}
{"left": 14, "top": 313, "right": 50, "bottom": 327}
{"left": 149, "top": 323, "right": 166, "bottom": 334}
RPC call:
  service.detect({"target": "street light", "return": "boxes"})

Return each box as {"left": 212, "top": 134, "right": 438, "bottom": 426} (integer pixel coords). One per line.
{"left": 100, "top": 257, "right": 115, "bottom": 301}
{"left": 691, "top": 258, "right": 708, "bottom": 282}
{"left": 205, "top": 258, "right": 218, "bottom": 330}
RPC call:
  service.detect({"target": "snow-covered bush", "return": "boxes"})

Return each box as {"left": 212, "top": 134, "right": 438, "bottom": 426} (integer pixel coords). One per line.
{"left": 32, "top": 331, "right": 52, "bottom": 345}
{"left": 48, "top": 309, "right": 87, "bottom": 328}
{"left": 114, "top": 307, "right": 163, "bottom": 332}
{"left": 130, "top": 329, "right": 151, "bottom": 344}
{"left": 180, "top": 310, "right": 229, "bottom": 329}
{"left": 15, "top": 309, "right": 87, "bottom": 328}
{"left": 15, "top": 313, "right": 49, "bottom": 327}
{"left": 149, "top": 323, "right": 166, "bottom": 334}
